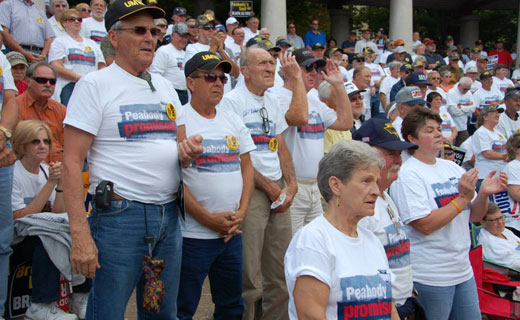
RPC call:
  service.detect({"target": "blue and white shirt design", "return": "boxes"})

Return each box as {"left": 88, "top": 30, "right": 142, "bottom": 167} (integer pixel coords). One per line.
{"left": 191, "top": 139, "right": 240, "bottom": 173}
{"left": 117, "top": 103, "right": 177, "bottom": 140}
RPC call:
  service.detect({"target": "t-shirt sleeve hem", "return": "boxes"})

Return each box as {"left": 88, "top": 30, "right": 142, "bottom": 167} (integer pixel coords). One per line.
{"left": 63, "top": 118, "right": 98, "bottom": 136}
{"left": 291, "top": 267, "right": 332, "bottom": 288}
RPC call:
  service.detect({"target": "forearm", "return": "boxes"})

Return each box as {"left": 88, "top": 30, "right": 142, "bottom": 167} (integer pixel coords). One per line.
{"left": 238, "top": 154, "right": 254, "bottom": 216}
{"left": 329, "top": 83, "right": 353, "bottom": 130}
{"left": 1, "top": 29, "right": 25, "bottom": 53}
{"left": 51, "top": 193, "right": 65, "bottom": 213}
{"left": 470, "top": 190, "right": 489, "bottom": 222}
{"left": 253, "top": 168, "right": 281, "bottom": 200}
{"left": 50, "top": 61, "right": 80, "bottom": 81}
{"left": 218, "top": 48, "right": 239, "bottom": 78}
{"left": 380, "top": 93, "right": 387, "bottom": 109}
{"left": 41, "top": 38, "right": 53, "bottom": 57}
{"left": 14, "top": 183, "right": 55, "bottom": 218}
{"left": 481, "top": 150, "right": 507, "bottom": 160}
{"left": 284, "top": 77, "right": 308, "bottom": 126}
{"left": 508, "top": 185, "right": 520, "bottom": 202}
{"left": 0, "top": 91, "right": 19, "bottom": 132}
{"left": 278, "top": 143, "right": 297, "bottom": 192}
{"left": 63, "top": 158, "right": 90, "bottom": 233}
{"left": 410, "top": 196, "right": 472, "bottom": 235}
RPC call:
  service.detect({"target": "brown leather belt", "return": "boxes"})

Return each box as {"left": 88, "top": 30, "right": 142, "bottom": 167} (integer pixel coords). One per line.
{"left": 112, "top": 193, "right": 126, "bottom": 200}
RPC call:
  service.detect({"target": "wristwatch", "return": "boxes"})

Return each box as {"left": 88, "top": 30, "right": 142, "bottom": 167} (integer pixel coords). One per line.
{"left": 0, "top": 125, "right": 12, "bottom": 141}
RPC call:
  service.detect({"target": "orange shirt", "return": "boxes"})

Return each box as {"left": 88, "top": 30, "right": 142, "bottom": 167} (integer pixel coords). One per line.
{"left": 17, "top": 91, "right": 66, "bottom": 164}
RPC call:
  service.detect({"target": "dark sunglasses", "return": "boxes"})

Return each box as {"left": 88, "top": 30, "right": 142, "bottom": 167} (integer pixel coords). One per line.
{"left": 304, "top": 64, "right": 323, "bottom": 73}
{"left": 117, "top": 26, "right": 162, "bottom": 37}
{"left": 191, "top": 73, "right": 228, "bottom": 84}
{"left": 32, "top": 77, "right": 57, "bottom": 85}
{"left": 30, "top": 138, "right": 51, "bottom": 145}
{"left": 202, "top": 25, "right": 216, "bottom": 31}
{"left": 67, "top": 17, "right": 82, "bottom": 22}
{"left": 259, "top": 107, "right": 270, "bottom": 134}
{"left": 81, "top": 8, "right": 91, "bottom": 12}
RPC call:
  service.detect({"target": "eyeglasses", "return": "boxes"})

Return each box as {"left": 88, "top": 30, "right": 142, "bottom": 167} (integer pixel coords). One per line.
{"left": 55, "top": 4, "right": 67, "bottom": 7}
{"left": 32, "top": 77, "right": 57, "bottom": 85}
{"left": 67, "top": 17, "right": 82, "bottom": 22}
{"left": 191, "top": 73, "right": 228, "bottom": 84}
{"left": 304, "top": 64, "right": 323, "bottom": 73}
{"left": 81, "top": 8, "right": 91, "bottom": 13}
{"left": 30, "top": 138, "right": 51, "bottom": 145}
{"left": 259, "top": 107, "right": 270, "bottom": 134}
{"left": 350, "top": 95, "right": 363, "bottom": 102}
{"left": 485, "top": 215, "right": 505, "bottom": 224}
{"left": 431, "top": 77, "right": 440, "bottom": 80}
{"left": 202, "top": 25, "right": 216, "bottom": 31}
{"left": 116, "top": 26, "right": 162, "bottom": 37}
{"left": 156, "top": 24, "right": 167, "bottom": 28}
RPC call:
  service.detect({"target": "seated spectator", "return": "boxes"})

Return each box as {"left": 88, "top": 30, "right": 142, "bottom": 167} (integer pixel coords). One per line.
{"left": 75, "top": 2, "right": 90, "bottom": 18}
{"left": 503, "top": 133, "right": 520, "bottom": 231}
{"left": 478, "top": 202, "right": 520, "bottom": 269}
{"left": 6, "top": 51, "right": 28, "bottom": 96}
{"left": 48, "top": 0, "right": 69, "bottom": 38}
{"left": 10, "top": 120, "right": 89, "bottom": 319}
{"left": 17, "top": 62, "right": 66, "bottom": 163}
{"left": 441, "top": 143, "right": 456, "bottom": 162}
{"left": 49, "top": 8, "right": 105, "bottom": 106}
{"left": 285, "top": 140, "right": 399, "bottom": 319}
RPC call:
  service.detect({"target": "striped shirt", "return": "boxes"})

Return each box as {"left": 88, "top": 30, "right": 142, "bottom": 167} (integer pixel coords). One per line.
{"left": 0, "top": 0, "right": 55, "bottom": 48}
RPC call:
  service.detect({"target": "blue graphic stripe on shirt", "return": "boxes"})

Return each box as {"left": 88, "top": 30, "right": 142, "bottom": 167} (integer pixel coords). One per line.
{"left": 117, "top": 103, "right": 177, "bottom": 140}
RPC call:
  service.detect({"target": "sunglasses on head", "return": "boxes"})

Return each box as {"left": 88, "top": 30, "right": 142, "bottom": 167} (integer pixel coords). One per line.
{"left": 191, "top": 73, "right": 228, "bottom": 84}
{"left": 67, "top": 17, "right": 82, "bottom": 22}
{"left": 32, "top": 77, "right": 56, "bottom": 85}
{"left": 30, "top": 138, "right": 51, "bottom": 145}
{"left": 117, "top": 26, "right": 162, "bottom": 37}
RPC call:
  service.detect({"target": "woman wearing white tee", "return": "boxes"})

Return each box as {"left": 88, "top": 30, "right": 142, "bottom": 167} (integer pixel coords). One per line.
{"left": 472, "top": 105, "right": 508, "bottom": 188}
{"left": 49, "top": 8, "right": 105, "bottom": 106}
{"left": 502, "top": 133, "right": 520, "bottom": 231}
{"left": 390, "top": 107, "right": 507, "bottom": 320}
{"left": 285, "top": 140, "right": 400, "bottom": 320}
{"left": 427, "top": 91, "right": 457, "bottom": 144}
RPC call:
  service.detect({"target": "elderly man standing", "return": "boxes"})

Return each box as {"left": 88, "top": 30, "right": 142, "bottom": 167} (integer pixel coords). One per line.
{"left": 177, "top": 51, "right": 255, "bottom": 320}
{"left": 0, "top": 0, "right": 54, "bottom": 63}
{"left": 447, "top": 77, "right": 476, "bottom": 146}
{"left": 219, "top": 48, "right": 305, "bottom": 320}
{"left": 49, "top": 0, "right": 69, "bottom": 37}
{"left": 0, "top": 51, "right": 19, "bottom": 320}
{"left": 17, "top": 62, "right": 66, "bottom": 163}
{"left": 62, "top": 1, "right": 201, "bottom": 319}
{"left": 274, "top": 48, "right": 353, "bottom": 234}
{"left": 151, "top": 23, "right": 189, "bottom": 105}
{"left": 497, "top": 87, "right": 520, "bottom": 139}
{"left": 80, "top": 0, "right": 106, "bottom": 43}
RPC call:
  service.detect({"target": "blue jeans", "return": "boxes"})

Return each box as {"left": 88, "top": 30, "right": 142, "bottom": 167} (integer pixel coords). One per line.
{"left": 0, "top": 160, "right": 14, "bottom": 317}
{"left": 177, "top": 236, "right": 243, "bottom": 320}
{"left": 414, "top": 277, "right": 480, "bottom": 320}
{"left": 87, "top": 199, "right": 182, "bottom": 320}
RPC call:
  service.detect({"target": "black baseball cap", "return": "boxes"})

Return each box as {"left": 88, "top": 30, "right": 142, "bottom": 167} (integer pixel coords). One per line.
{"left": 352, "top": 118, "right": 416, "bottom": 151}
{"left": 292, "top": 48, "right": 326, "bottom": 67}
{"left": 184, "top": 51, "right": 232, "bottom": 77}
{"left": 479, "top": 71, "right": 492, "bottom": 80}
{"left": 409, "top": 71, "right": 430, "bottom": 85}
{"left": 105, "top": 0, "right": 165, "bottom": 31}
{"left": 172, "top": 7, "right": 186, "bottom": 16}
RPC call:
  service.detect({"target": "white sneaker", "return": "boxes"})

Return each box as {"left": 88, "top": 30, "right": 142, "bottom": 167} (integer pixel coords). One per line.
{"left": 69, "top": 293, "right": 88, "bottom": 319}
{"left": 25, "top": 302, "right": 78, "bottom": 320}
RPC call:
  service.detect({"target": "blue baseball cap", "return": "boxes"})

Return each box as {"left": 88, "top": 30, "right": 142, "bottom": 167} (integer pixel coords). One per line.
{"left": 353, "top": 118, "right": 416, "bottom": 151}
{"left": 408, "top": 71, "right": 430, "bottom": 86}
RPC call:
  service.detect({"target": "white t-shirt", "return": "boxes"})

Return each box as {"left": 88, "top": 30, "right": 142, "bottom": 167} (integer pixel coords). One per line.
{"left": 274, "top": 87, "right": 337, "bottom": 179}
{"left": 492, "top": 76, "right": 514, "bottom": 99}
{"left": 226, "top": 41, "right": 242, "bottom": 64}
{"left": 184, "top": 43, "right": 232, "bottom": 94}
{"left": 0, "top": 51, "right": 17, "bottom": 112}
{"left": 488, "top": 160, "right": 520, "bottom": 231}
{"left": 358, "top": 192, "right": 412, "bottom": 306}
{"left": 243, "top": 27, "right": 259, "bottom": 44}
{"left": 390, "top": 156, "right": 474, "bottom": 286}
{"left": 472, "top": 126, "right": 507, "bottom": 179}
{"left": 473, "top": 86, "right": 502, "bottom": 110}
{"left": 512, "top": 69, "right": 520, "bottom": 82}
{"left": 63, "top": 62, "right": 184, "bottom": 204}
{"left": 392, "top": 116, "right": 403, "bottom": 140}
{"left": 496, "top": 111, "right": 520, "bottom": 139}
{"left": 150, "top": 43, "right": 187, "bottom": 91}
{"left": 285, "top": 215, "right": 393, "bottom": 320}
{"left": 12, "top": 161, "right": 56, "bottom": 211}
{"left": 460, "top": 135, "right": 474, "bottom": 165}
{"left": 379, "top": 75, "right": 399, "bottom": 113}
{"left": 447, "top": 86, "right": 475, "bottom": 131}
{"left": 181, "top": 104, "right": 255, "bottom": 239}
{"left": 48, "top": 34, "right": 105, "bottom": 102}
{"left": 80, "top": 17, "right": 106, "bottom": 43}
{"left": 49, "top": 16, "right": 66, "bottom": 38}
{"left": 478, "top": 228, "right": 520, "bottom": 269}
{"left": 365, "top": 62, "right": 385, "bottom": 84}
{"left": 438, "top": 106, "right": 456, "bottom": 138}
{"left": 354, "top": 39, "right": 378, "bottom": 57}
{"left": 218, "top": 85, "right": 288, "bottom": 181}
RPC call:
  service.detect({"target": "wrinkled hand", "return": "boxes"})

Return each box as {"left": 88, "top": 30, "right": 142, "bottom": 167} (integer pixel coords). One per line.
{"left": 321, "top": 59, "right": 343, "bottom": 86}
{"left": 0, "top": 143, "right": 16, "bottom": 167}
{"left": 24, "top": 51, "right": 43, "bottom": 63}
{"left": 221, "top": 209, "right": 245, "bottom": 243}
{"left": 458, "top": 168, "right": 478, "bottom": 201}
{"left": 479, "top": 170, "right": 507, "bottom": 196}
{"left": 47, "top": 162, "right": 62, "bottom": 185}
{"left": 179, "top": 135, "right": 203, "bottom": 168}
{"left": 279, "top": 51, "right": 301, "bottom": 80}
{"left": 71, "top": 227, "right": 100, "bottom": 278}
{"left": 210, "top": 211, "right": 242, "bottom": 235}
{"left": 273, "top": 186, "right": 297, "bottom": 214}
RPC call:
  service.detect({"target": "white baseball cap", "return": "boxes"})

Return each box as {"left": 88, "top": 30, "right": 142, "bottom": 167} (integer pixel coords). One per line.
{"left": 226, "top": 17, "right": 239, "bottom": 25}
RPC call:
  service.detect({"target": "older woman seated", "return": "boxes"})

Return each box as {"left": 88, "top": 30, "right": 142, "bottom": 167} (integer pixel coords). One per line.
{"left": 478, "top": 202, "right": 520, "bottom": 270}
{"left": 284, "top": 140, "right": 399, "bottom": 319}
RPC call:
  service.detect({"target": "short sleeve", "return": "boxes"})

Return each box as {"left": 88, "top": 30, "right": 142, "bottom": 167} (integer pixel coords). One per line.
{"left": 472, "top": 129, "right": 493, "bottom": 154}
{"left": 1, "top": 54, "right": 17, "bottom": 92}
{"left": 63, "top": 76, "right": 104, "bottom": 135}
{"left": 43, "top": 15, "right": 55, "bottom": 38}
{"left": 150, "top": 47, "right": 168, "bottom": 76}
{"left": 390, "top": 171, "right": 433, "bottom": 224}
{"left": 11, "top": 177, "right": 26, "bottom": 211}
{"left": 94, "top": 42, "right": 106, "bottom": 65}
{"left": 48, "top": 37, "right": 67, "bottom": 62}
{"left": 506, "top": 161, "right": 520, "bottom": 185}
{"left": 0, "top": 1, "right": 12, "bottom": 29}
{"left": 285, "top": 247, "right": 333, "bottom": 288}
{"left": 319, "top": 100, "right": 338, "bottom": 128}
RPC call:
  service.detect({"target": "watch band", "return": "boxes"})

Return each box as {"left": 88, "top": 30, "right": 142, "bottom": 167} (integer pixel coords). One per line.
{"left": 0, "top": 125, "right": 12, "bottom": 140}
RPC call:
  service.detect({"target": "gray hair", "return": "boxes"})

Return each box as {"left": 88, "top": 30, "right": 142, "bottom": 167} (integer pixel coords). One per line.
{"left": 154, "top": 18, "right": 167, "bottom": 26}
{"left": 318, "top": 140, "right": 384, "bottom": 202}
{"left": 110, "top": 20, "right": 124, "bottom": 31}
{"left": 50, "top": 0, "right": 69, "bottom": 14}
{"left": 440, "top": 70, "right": 452, "bottom": 78}
{"left": 26, "top": 62, "right": 58, "bottom": 79}
{"left": 459, "top": 76, "right": 473, "bottom": 87}
{"left": 318, "top": 81, "right": 332, "bottom": 100}
{"left": 387, "top": 61, "right": 402, "bottom": 70}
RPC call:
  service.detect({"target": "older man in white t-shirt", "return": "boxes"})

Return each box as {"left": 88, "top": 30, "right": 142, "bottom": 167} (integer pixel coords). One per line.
{"left": 497, "top": 87, "right": 520, "bottom": 138}
{"left": 447, "top": 77, "right": 476, "bottom": 146}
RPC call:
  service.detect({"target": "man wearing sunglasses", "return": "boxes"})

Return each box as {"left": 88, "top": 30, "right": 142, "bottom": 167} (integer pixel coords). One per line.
{"left": 76, "top": 3, "right": 91, "bottom": 19}
{"left": 17, "top": 62, "right": 66, "bottom": 164}
{"left": 80, "top": 0, "right": 106, "bottom": 43}
{"left": 274, "top": 48, "right": 353, "bottom": 236}
{"left": 62, "top": 1, "right": 202, "bottom": 318}
{"left": 219, "top": 47, "right": 304, "bottom": 320}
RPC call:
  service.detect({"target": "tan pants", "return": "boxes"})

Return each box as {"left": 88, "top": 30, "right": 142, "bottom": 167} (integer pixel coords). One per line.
{"left": 242, "top": 179, "right": 291, "bottom": 320}
{"left": 290, "top": 178, "right": 324, "bottom": 236}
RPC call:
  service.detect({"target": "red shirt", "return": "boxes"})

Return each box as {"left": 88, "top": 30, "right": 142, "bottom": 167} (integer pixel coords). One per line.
{"left": 489, "top": 49, "right": 513, "bottom": 66}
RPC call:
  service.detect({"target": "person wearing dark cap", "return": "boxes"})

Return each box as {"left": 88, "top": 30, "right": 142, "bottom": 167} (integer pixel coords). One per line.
{"left": 345, "top": 53, "right": 365, "bottom": 82}
{"left": 438, "top": 52, "right": 463, "bottom": 84}
{"left": 353, "top": 118, "right": 424, "bottom": 320}
{"left": 389, "top": 63, "right": 412, "bottom": 102}
{"left": 497, "top": 87, "right": 520, "bottom": 139}
{"left": 340, "top": 31, "right": 357, "bottom": 57}
{"left": 176, "top": 51, "right": 255, "bottom": 320}
{"left": 219, "top": 47, "right": 302, "bottom": 320}
{"left": 447, "top": 77, "right": 476, "bottom": 146}
{"left": 311, "top": 42, "right": 325, "bottom": 59}
{"left": 62, "top": 1, "right": 203, "bottom": 318}
{"left": 489, "top": 38, "right": 513, "bottom": 70}
{"left": 464, "top": 47, "right": 482, "bottom": 73}
{"left": 475, "top": 39, "right": 488, "bottom": 57}
{"left": 171, "top": 6, "right": 186, "bottom": 24}
{"left": 392, "top": 86, "right": 426, "bottom": 140}
{"left": 184, "top": 14, "right": 240, "bottom": 92}
{"left": 186, "top": 18, "right": 198, "bottom": 44}
{"left": 303, "top": 18, "right": 326, "bottom": 50}
{"left": 151, "top": 23, "right": 189, "bottom": 104}
{"left": 424, "top": 39, "right": 445, "bottom": 70}
{"left": 473, "top": 71, "right": 502, "bottom": 118}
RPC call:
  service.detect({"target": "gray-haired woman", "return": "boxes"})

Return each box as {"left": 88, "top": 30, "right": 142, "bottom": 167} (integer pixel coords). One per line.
{"left": 284, "top": 140, "right": 400, "bottom": 320}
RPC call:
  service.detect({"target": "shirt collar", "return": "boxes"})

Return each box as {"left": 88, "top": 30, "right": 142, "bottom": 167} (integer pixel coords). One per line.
{"left": 26, "top": 91, "right": 54, "bottom": 111}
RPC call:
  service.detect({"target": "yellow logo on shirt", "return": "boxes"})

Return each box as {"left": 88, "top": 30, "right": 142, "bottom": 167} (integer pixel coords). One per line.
{"left": 166, "top": 103, "right": 176, "bottom": 121}
{"left": 499, "top": 134, "right": 504, "bottom": 139}
{"left": 0, "top": 66, "right": 3, "bottom": 77}
{"left": 269, "top": 137, "right": 278, "bottom": 152}
{"left": 84, "top": 46, "right": 93, "bottom": 52}
{"left": 442, "top": 114, "right": 448, "bottom": 118}
{"left": 226, "top": 135, "right": 239, "bottom": 151}
{"left": 36, "top": 16, "right": 44, "bottom": 24}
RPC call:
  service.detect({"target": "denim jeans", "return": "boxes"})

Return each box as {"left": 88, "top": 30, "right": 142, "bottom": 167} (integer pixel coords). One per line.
{"left": 87, "top": 199, "right": 182, "bottom": 320}
{"left": 177, "top": 236, "right": 243, "bottom": 320}
{"left": 414, "top": 277, "right": 480, "bottom": 320}
{"left": 0, "top": 161, "right": 14, "bottom": 317}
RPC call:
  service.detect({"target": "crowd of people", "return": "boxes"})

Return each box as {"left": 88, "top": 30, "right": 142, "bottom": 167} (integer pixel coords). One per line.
{"left": 0, "top": 0, "right": 519, "bottom": 319}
